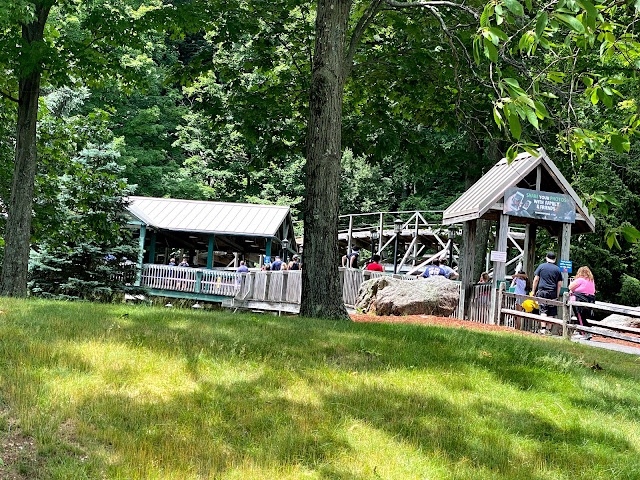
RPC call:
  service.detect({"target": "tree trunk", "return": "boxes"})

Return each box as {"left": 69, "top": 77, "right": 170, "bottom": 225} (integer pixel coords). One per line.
{"left": 301, "top": 0, "right": 352, "bottom": 320}
{"left": 0, "top": 4, "right": 51, "bottom": 297}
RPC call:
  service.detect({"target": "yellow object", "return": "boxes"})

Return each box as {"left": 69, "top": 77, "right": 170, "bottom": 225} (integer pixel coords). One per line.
{"left": 522, "top": 299, "right": 539, "bottom": 313}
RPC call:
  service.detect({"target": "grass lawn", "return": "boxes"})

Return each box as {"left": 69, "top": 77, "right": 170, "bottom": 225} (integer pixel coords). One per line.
{"left": 1, "top": 298, "right": 639, "bottom": 479}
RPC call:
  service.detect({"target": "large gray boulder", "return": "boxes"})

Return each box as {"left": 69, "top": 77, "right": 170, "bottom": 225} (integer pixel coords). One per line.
{"left": 355, "top": 275, "right": 459, "bottom": 316}
{"left": 600, "top": 313, "right": 640, "bottom": 329}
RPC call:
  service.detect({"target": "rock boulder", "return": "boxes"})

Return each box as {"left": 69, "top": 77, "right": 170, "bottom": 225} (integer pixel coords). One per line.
{"left": 355, "top": 275, "right": 460, "bottom": 317}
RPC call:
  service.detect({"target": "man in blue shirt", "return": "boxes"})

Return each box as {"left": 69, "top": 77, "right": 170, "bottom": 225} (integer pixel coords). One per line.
{"left": 532, "top": 251, "right": 562, "bottom": 334}
{"left": 421, "top": 261, "right": 447, "bottom": 278}
{"left": 271, "top": 256, "right": 283, "bottom": 271}
{"left": 237, "top": 261, "right": 249, "bottom": 273}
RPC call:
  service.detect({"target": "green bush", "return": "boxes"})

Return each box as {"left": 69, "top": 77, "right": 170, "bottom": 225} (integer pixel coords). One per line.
{"left": 619, "top": 274, "right": 640, "bottom": 306}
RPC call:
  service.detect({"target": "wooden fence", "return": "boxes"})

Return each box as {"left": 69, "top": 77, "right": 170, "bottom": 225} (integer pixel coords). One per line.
{"left": 492, "top": 282, "right": 640, "bottom": 344}
{"left": 140, "top": 264, "right": 242, "bottom": 296}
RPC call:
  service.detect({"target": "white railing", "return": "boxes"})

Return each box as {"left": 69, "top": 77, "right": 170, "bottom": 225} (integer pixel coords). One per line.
{"left": 236, "top": 270, "right": 302, "bottom": 304}
{"left": 468, "top": 283, "right": 492, "bottom": 324}
{"left": 140, "top": 264, "right": 242, "bottom": 296}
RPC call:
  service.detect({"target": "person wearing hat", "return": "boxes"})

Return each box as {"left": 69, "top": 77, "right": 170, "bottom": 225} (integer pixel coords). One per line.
{"left": 531, "top": 251, "right": 563, "bottom": 334}
{"left": 288, "top": 255, "right": 301, "bottom": 270}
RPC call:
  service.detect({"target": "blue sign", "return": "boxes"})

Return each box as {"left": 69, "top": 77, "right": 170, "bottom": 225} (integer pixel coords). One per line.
{"left": 559, "top": 259, "right": 572, "bottom": 273}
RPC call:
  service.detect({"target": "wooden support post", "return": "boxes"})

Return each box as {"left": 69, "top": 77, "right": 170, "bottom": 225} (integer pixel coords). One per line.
{"left": 461, "top": 220, "right": 477, "bottom": 320}
{"left": 490, "top": 214, "right": 509, "bottom": 324}
{"left": 413, "top": 214, "right": 419, "bottom": 266}
{"left": 265, "top": 238, "right": 272, "bottom": 263}
{"left": 135, "top": 225, "right": 147, "bottom": 286}
{"left": 281, "top": 270, "right": 289, "bottom": 302}
{"left": 494, "top": 214, "right": 509, "bottom": 281}
{"left": 524, "top": 225, "right": 537, "bottom": 281}
{"left": 559, "top": 223, "right": 571, "bottom": 287}
{"left": 379, "top": 213, "right": 384, "bottom": 254}
{"left": 207, "top": 235, "right": 215, "bottom": 269}
{"left": 562, "top": 291, "right": 570, "bottom": 339}
{"left": 233, "top": 252, "right": 240, "bottom": 268}
{"left": 496, "top": 282, "right": 506, "bottom": 326}
{"left": 148, "top": 231, "right": 156, "bottom": 264}
{"left": 195, "top": 270, "right": 203, "bottom": 294}
{"left": 347, "top": 215, "right": 353, "bottom": 254}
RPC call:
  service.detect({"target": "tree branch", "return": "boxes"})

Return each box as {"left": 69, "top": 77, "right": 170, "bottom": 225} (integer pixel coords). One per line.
{"left": 384, "top": 0, "right": 479, "bottom": 20}
{"left": 0, "top": 90, "right": 18, "bottom": 103}
{"left": 345, "top": 0, "right": 385, "bottom": 78}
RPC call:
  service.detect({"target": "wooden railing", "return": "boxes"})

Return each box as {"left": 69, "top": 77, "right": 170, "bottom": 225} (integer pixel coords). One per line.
{"left": 493, "top": 282, "right": 640, "bottom": 344}
{"left": 140, "top": 264, "right": 242, "bottom": 296}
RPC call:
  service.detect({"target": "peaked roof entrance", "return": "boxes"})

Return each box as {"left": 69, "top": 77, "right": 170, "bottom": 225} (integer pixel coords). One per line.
{"left": 442, "top": 148, "right": 595, "bottom": 235}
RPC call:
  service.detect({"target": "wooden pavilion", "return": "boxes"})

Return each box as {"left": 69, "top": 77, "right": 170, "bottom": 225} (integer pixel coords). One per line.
{"left": 125, "top": 196, "right": 298, "bottom": 300}
{"left": 442, "top": 148, "right": 596, "bottom": 321}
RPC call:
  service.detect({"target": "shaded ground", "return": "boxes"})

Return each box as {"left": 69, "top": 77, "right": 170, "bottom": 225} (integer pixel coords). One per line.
{"left": 0, "top": 407, "right": 38, "bottom": 480}
{"left": 351, "top": 314, "right": 640, "bottom": 353}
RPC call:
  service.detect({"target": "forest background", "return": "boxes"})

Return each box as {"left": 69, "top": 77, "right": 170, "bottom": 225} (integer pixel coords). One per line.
{"left": 1, "top": 0, "right": 640, "bottom": 305}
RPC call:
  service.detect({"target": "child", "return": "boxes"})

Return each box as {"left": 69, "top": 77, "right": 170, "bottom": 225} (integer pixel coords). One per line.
{"left": 511, "top": 270, "right": 528, "bottom": 329}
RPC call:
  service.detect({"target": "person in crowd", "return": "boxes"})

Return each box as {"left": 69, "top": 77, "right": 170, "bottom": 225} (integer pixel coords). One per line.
{"left": 178, "top": 256, "right": 190, "bottom": 267}
{"left": 168, "top": 257, "right": 176, "bottom": 266}
{"left": 510, "top": 270, "right": 528, "bottom": 329}
{"left": 261, "top": 263, "right": 271, "bottom": 271}
{"left": 289, "top": 255, "right": 301, "bottom": 270}
{"left": 511, "top": 270, "right": 528, "bottom": 311}
{"left": 341, "top": 246, "right": 360, "bottom": 268}
{"left": 421, "top": 260, "right": 447, "bottom": 278}
{"left": 271, "top": 256, "right": 283, "bottom": 271}
{"left": 237, "top": 260, "right": 249, "bottom": 273}
{"left": 531, "top": 251, "right": 562, "bottom": 335}
{"left": 569, "top": 266, "right": 596, "bottom": 338}
{"left": 366, "top": 254, "right": 384, "bottom": 272}
{"left": 478, "top": 272, "right": 490, "bottom": 304}
{"left": 439, "top": 258, "right": 459, "bottom": 280}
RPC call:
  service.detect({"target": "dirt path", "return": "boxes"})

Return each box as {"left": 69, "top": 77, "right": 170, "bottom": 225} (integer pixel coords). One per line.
{"left": 350, "top": 314, "right": 640, "bottom": 353}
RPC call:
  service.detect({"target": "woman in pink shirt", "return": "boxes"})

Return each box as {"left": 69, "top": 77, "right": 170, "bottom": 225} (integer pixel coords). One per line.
{"left": 569, "top": 266, "right": 596, "bottom": 332}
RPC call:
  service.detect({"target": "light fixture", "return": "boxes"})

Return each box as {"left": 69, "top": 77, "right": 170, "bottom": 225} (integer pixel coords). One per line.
{"left": 394, "top": 218, "right": 403, "bottom": 234}
{"left": 393, "top": 218, "right": 403, "bottom": 274}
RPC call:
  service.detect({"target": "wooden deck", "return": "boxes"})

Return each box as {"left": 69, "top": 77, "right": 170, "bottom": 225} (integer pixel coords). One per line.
{"left": 138, "top": 264, "right": 445, "bottom": 315}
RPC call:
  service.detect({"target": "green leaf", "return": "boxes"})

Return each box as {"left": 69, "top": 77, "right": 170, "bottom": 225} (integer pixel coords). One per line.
{"left": 524, "top": 105, "right": 539, "bottom": 129}
{"left": 506, "top": 104, "right": 522, "bottom": 139}
{"left": 533, "top": 100, "right": 549, "bottom": 119}
{"left": 480, "top": 3, "right": 493, "bottom": 27}
{"left": 535, "top": 12, "right": 548, "bottom": 39}
{"left": 610, "top": 134, "right": 630, "bottom": 153}
{"left": 582, "top": 76, "right": 593, "bottom": 87}
{"left": 577, "top": 0, "right": 598, "bottom": 19}
{"left": 622, "top": 225, "right": 640, "bottom": 243}
{"left": 503, "top": 0, "right": 525, "bottom": 16}
{"left": 493, "top": 106, "right": 504, "bottom": 128}
{"left": 597, "top": 88, "right": 613, "bottom": 108}
{"left": 488, "top": 27, "right": 509, "bottom": 41}
{"left": 483, "top": 37, "right": 498, "bottom": 63}
{"left": 555, "top": 13, "right": 585, "bottom": 33}
{"left": 606, "top": 233, "right": 615, "bottom": 249}
{"left": 590, "top": 87, "right": 599, "bottom": 105}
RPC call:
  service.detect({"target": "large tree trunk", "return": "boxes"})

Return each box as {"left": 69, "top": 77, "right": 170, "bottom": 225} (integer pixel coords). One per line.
{"left": 0, "top": 4, "right": 51, "bottom": 297}
{"left": 300, "top": 0, "right": 352, "bottom": 320}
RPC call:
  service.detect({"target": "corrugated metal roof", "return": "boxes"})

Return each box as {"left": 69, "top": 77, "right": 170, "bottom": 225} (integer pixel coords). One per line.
{"left": 126, "top": 196, "right": 291, "bottom": 237}
{"left": 442, "top": 148, "right": 595, "bottom": 232}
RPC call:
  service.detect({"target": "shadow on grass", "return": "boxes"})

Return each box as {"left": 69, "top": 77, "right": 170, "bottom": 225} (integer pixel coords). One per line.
{"left": 1, "top": 299, "right": 640, "bottom": 478}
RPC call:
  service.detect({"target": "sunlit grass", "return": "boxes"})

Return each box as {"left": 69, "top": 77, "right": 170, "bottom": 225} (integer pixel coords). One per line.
{"left": 0, "top": 298, "right": 639, "bottom": 479}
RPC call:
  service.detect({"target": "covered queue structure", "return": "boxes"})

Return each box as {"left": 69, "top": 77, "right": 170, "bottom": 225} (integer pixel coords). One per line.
{"left": 443, "top": 148, "right": 596, "bottom": 322}
{"left": 126, "top": 196, "right": 298, "bottom": 302}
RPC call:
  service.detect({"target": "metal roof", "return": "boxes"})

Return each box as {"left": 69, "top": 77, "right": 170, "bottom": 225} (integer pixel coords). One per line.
{"left": 126, "top": 196, "right": 291, "bottom": 237}
{"left": 442, "top": 148, "right": 595, "bottom": 232}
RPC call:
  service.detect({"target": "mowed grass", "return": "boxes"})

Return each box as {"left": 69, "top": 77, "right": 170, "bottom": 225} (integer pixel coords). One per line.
{"left": 0, "top": 299, "right": 639, "bottom": 479}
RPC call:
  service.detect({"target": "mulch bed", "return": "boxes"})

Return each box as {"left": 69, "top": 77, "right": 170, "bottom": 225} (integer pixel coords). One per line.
{"left": 350, "top": 314, "right": 640, "bottom": 350}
